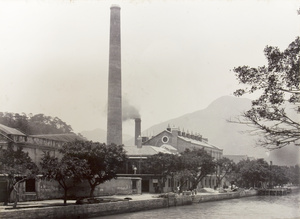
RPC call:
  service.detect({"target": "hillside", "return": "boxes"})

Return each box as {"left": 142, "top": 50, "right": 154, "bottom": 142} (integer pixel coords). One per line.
{"left": 141, "top": 96, "right": 266, "bottom": 157}
{"left": 81, "top": 96, "right": 299, "bottom": 165}
{"left": 141, "top": 96, "right": 299, "bottom": 165}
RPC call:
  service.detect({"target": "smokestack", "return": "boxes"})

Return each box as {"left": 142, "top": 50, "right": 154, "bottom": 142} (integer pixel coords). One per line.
{"left": 135, "top": 118, "right": 141, "bottom": 146}
{"left": 107, "top": 5, "right": 122, "bottom": 146}
{"left": 137, "top": 136, "right": 142, "bottom": 148}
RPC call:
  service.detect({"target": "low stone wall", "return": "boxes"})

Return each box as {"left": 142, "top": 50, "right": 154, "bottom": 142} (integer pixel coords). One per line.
{"left": 0, "top": 191, "right": 258, "bottom": 219}
{"left": 192, "top": 189, "right": 258, "bottom": 203}
{"left": 0, "top": 196, "right": 193, "bottom": 219}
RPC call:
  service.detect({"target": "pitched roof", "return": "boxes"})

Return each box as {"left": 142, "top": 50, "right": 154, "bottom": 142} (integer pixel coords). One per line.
{"left": 178, "top": 136, "right": 222, "bottom": 150}
{"left": 160, "top": 144, "right": 178, "bottom": 153}
{"left": 0, "top": 124, "right": 26, "bottom": 136}
{"left": 142, "top": 128, "right": 222, "bottom": 151}
{"left": 123, "top": 145, "right": 173, "bottom": 157}
{"left": 30, "top": 133, "right": 85, "bottom": 142}
{"left": 142, "top": 130, "right": 171, "bottom": 145}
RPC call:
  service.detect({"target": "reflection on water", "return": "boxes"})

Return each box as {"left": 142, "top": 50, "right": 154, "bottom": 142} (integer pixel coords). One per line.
{"left": 98, "top": 192, "right": 300, "bottom": 219}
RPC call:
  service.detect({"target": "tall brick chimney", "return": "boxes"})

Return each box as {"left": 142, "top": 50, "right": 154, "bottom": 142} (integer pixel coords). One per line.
{"left": 107, "top": 5, "right": 122, "bottom": 145}
{"left": 135, "top": 118, "right": 141, "bottom": 146}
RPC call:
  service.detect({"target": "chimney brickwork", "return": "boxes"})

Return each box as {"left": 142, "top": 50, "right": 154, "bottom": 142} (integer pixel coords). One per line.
{"left": 135, "top": 118, "right": 141, "bottom": 146}
{"left": 107, "top": 5, "right": 122, "bottom": 145}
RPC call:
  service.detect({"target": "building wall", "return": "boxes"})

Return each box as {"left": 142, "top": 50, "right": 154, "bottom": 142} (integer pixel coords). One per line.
{"left": 177, "top": 137, "right": 194, "bottom": 152}
{"left": 1, "top": 133, "right": 142, "bottom": 201}
{"left": 6, "top": 177, "right": 142, "bottom": 202}
{"left": 144, "top": 131, "right": 173, "bottom": 148}
{"left": 68, "top": 177, "right": 142, "bottom": 197}
{"left": 1, "top": 142, "right": 58, "bottom": 168}
{"left": 142, "top": 128, "right": 223, "bottom": 192}
{"left": 144, "top": 129, "right": 223, "bottom": 159}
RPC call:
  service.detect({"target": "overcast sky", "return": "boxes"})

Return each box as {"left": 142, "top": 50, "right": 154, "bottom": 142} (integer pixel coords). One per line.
{"left": 0, "top": 0, "right": 299, "bottom": 136}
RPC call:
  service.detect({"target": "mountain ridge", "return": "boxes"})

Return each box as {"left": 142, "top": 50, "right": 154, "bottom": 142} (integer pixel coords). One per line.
{"left": 81, "top": 95, "right": 299, "bottom": 166}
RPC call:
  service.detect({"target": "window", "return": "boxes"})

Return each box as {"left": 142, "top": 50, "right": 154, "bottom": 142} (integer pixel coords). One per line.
{"left": 26, "top": 179, "right": 35, "bottom": 192}
{"left": 162, "top": 136, "right": 169, "bottom": 143}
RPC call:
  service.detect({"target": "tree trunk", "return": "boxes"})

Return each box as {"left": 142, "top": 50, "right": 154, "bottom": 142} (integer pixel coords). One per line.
{"left": 12, "top": 185, "right": 19, "bottom": 209}
{"left": 64, "top": 189, "right": 68, "bottom": 205}
{"left": 90, "top": 185, "right": 96, "bottom": 197}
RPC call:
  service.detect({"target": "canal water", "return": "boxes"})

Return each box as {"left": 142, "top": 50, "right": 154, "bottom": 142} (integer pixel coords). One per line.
{"left": 98, "top": 192, "right": 300, "bottom": 219}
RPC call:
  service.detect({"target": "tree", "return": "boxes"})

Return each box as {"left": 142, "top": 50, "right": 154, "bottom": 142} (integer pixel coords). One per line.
{"left": 232, "top": 37, "right": 300, "bottom": 150}
{"left": 0, "top": 145, "right": 38, "bottom": 207}
{"left": 144, "top": 152, "right": 179, "bottom": 193}
{"left": 0, "top": 112, "right": 73, "bottom": 135}
{"left": 174, "top": 169, "right": 192, "bottom": 193}
{"left": 235, "top": 159, "right": 270, "bottom": 188}
{"left": 177, "top": 149, "right": 215, "bottom": 191}
{"left": 287, "top": 164, "right": 300, "bottom": 185}
{"left": 60, "top": 141, "right": 127, "bottom": 197}
{"left": 40, "top": 152, "right": 90, "bottom": 205}
{"left": 270, "top": 165, "right": 289, "bottom": 187}
{"left": 215, "top": 157, "right": 235, "bottom": 188}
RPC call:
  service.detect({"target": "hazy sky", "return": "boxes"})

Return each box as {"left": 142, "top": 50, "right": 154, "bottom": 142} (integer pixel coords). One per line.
{"left": 0, "top": 0, "right": 299, "bottom": 136}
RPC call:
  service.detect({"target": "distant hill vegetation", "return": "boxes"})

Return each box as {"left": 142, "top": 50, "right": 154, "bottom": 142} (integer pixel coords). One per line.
{"left": 0, "top": 112, "right": 73, "bottom": 135}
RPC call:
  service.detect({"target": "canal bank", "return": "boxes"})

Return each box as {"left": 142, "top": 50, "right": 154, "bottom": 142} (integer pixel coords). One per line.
{"left": 0, "top": 190, "right": 258, "bottom": 219}
{"left": 193, "top": 189, "right": 258, "bottom": 203}
{"left": 101, "top": 188, "right": 300, "bottom": 219}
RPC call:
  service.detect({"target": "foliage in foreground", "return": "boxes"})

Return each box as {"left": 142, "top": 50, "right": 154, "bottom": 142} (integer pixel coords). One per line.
{"left": 177, "top": 148, "right": 215, "bottom": 191}
{"left": 60, "top": 141, "right": 128, "bottom": 197}
{"left": 40, "top": 152, "right": 90, "bottom": 205}
{"left": 143, "top": 152, "right": 178, "bottom": 193}
{"left": 40, "top": 140, "right": 127, "bottom": 202}
{"left": 232, "top": 37, "right": 300, "bottom": 150}
{"left": 228, "top": 159, "right": 300, "bottom": 188}
{"left": 144, "top": 148, "right": 215, "bottom": 192}
{"left": 0, "top": 145, "right": 38, "bottom": 207}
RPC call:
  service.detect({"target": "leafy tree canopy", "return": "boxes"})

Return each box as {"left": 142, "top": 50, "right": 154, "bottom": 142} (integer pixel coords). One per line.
{"left": 270, "top": 165, "right": 290, "bottom": 187}
{"left": 40, "top": 152, "right": 90, "bottom": 204}
{"left": 0, "top": 112, "right": 73, "bottom": 135}
{"left": 215, "top": 157, "right": 235, "bottom": 188}
{"left": 178, "top": 148, "right": 215, "bottom": 190}
{"left": 144, "top": 152, "right": 179, "bottom": 192}
{"left": 287, "top": 164, "right": 300, "bottom": 185}
{"left": 235, "top": 158, "right": 270, "bottom": 188}
{"left": 59, "top": 140, "right": 127, "bottom": 197}
{"left": 0, "top": 145, "right": 39, "bottom": 206}
{"left": 233, "top": 37, "right": 300, "bottom": 150}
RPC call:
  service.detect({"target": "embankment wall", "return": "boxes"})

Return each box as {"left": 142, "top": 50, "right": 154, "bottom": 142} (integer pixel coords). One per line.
{"left": 0, "top": 196, "right": 192, "bottom": 219}
{"left": 0, "top": 190, "right": 258, "bottom": 219}
{"left": 192, "top": 190, "right": 258, "bottom": 203}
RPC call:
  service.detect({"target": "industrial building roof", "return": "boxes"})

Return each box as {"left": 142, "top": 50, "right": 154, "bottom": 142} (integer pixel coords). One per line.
{"left": 30, "top": 133, "right": 86, "bottom": 142}
{"left": 178, "top": 136, "right": 221, "bottom": 150}
{"left": 0, "top": 124, "right": 26, "bottom": 136}
{"left": 123, "top": 145, "right": 175, "bottom": 157}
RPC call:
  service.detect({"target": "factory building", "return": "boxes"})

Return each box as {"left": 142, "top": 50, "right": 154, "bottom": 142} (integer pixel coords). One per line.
{"left": 0, "top": 123, "right": 85, "bottom": 202}
{"left": 117, "top": 119, "right": 223, "bottom": 193}
{"left": 105, "top": 3, "right": 224, "bottom": 193}
{"left": 0, "top": 4, "right": 225, "bottom": 201}
{"left": 142, "top": 126, "right": 223, "bottom": 159}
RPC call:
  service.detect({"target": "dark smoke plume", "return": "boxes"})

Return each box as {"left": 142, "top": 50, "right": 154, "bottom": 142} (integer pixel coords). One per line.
{"left": 122, "top": 98, "right": 140, "bottom": 121}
